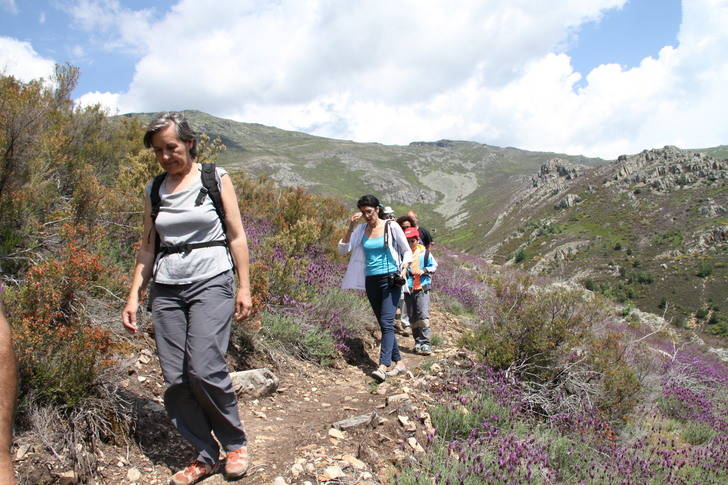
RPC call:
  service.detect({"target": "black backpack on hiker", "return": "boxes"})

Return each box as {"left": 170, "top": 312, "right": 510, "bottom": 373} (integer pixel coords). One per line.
{"left": 149, "top": 162, "right": 228, "bottom": 257}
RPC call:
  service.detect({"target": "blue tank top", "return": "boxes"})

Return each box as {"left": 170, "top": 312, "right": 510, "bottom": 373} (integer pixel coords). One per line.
{"left": 362, "top": 235, "right": 397, "bottom": 276}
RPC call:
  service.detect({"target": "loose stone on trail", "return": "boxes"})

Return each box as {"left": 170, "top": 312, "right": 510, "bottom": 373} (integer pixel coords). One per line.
{"left": 230, "top": 368, "right": 279, "bottom": 400}
{"left": 332, "top": 412, "right": 377, "bottom": 430}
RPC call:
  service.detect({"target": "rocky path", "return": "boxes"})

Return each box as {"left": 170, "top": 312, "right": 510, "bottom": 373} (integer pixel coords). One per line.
{"left": 15, "top": 310, "right": 465, "bottom": 485}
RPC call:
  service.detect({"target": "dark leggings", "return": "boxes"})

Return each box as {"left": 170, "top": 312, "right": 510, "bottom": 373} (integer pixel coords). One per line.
{"left": 365, "top": 274, "right": 402, "bottom": 366}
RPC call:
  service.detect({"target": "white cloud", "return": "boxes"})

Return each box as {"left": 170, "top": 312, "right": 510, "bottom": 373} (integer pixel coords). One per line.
{"left": 72, "top": 0, "right": 728, "bottom": 158}
{"left": 66, "top": 0, "right": 154, "bottom": 54}
{"left": 0, "top": 0, "right": 17, "bottom": 14}
{"left": 0, "top": 37, "right": 55, "bottom": 82}
{"left": 75, "top": 91, "right": 121, "bottom": 114}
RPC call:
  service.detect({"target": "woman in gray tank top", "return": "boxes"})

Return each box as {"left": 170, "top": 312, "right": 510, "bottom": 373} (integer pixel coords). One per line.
{"left": 121, "top": 112, "right": 252, "bottom": 484}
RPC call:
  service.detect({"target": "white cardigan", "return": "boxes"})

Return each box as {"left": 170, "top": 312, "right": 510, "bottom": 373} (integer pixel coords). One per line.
{"left": 338, "top": 222, "right": 413, "bottom": 290}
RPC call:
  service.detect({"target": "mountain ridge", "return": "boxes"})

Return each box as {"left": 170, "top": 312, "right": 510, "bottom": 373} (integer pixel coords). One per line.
{"left": 120, "top": 111, "right": 728, "bottom": 329}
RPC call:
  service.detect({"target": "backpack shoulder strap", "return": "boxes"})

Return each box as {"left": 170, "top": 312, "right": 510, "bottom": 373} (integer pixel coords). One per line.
{"left": 149, "top": 172, "right": 167, "bottom": 256}
{"left": 200, "top": 163, "right": 228, "bottom": 234}
{"left": 424, "top": 248, "right": 430, "bottom": 268}
{"left": 150, "top": 172, "right": 167, "bottom": 223}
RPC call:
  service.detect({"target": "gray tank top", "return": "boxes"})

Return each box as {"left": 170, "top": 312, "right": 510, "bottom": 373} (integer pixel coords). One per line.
{"left": 145, "top": 165, "right": 233, "bottom": 284}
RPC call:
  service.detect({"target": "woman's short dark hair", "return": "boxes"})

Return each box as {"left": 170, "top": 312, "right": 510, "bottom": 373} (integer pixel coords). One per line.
{"left": 143, "top": 112, "right": 198, "bottom": 159}
{"left": 396, "top": 215, "right": 417, "bottom": 228}
{"left": 357, "top": 194, "right": 384, "bottom": 219}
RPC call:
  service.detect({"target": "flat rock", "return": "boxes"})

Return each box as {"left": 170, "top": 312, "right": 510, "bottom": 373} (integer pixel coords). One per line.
{"left": 328, "top": 428, "right": 346, "bottom": 440}
{"left": 321, "top": 465, "right": 345, "bottom": 481}
{"left": 341, "top": 454, "right": 366, "bottom": 470}
{"left": 55, "top": 470, "right": 78, "bottom": 485}
{"left": 230, "top": 368, "right": 279, "bottom": 400}
{"left": 407, "top": 437, "right": 425, "bottom": 453}
{"left": 386, "top": 393, "right": 410, "bottom": 406}
{"left": 332, "top": 412, "right": 377, "bottom": 431}
{"left": 127, "top": 468, "right": 142, "bottom": 481}
{"left": 14, "top": 443, "right": 30, "bottom": 460}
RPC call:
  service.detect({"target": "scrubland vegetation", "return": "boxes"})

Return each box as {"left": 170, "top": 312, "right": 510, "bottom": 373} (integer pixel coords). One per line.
{"left": 400, "top": 249, "right": 727, "bottom": 484}
{"left": 1, "top": 68, "right": 726, "bottom": 483}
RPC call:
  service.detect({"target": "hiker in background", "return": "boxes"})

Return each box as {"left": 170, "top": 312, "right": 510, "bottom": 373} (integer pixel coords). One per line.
{"left": 407, "top": 210, "right": 433, "bottom": 249}
{"left": 382, "top": 206, "right": 395, "bottom": 220}
{"left": 394, "top": 215, "right": 419, "bottom": 337}
{"left": 339, "top": 195, "right": 412, "bottom": 381}
{"left": 121, "top": 112, "right": 251, "bottom": 485}
{"left": 0, "top": 299, "right": 17, "bottom": 485}
{"left": 403, "top": 227, "right": 438, "bottom": 355}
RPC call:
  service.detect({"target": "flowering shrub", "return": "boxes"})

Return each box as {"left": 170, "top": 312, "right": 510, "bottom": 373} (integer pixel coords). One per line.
{"left": 5, "top": 245, "right": 112, "bottom": 406}
{"left": 398, "top": 364, "right": 728, "bottom": 484}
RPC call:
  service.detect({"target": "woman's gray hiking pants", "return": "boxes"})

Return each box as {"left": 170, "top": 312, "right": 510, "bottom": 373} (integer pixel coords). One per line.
{"left": 150, "top": 270, "right": 247, "bottom": 465}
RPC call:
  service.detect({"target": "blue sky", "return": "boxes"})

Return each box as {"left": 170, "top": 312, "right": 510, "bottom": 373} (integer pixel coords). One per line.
{"left": 568, "top": 0, "right": 681, "bottom": 76}
{"left": 1, "top": 1, "right": 726, "bottom": 159}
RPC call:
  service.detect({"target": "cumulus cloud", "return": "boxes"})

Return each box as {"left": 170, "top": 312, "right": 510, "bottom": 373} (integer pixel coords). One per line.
{"left": 0, "top": 37, "right": 55, "bottom": 82}
{"left": 66, "top": 0, "right": 154, "bottom": 54}
{"left": 75, "top": 90, "right": 121, "bottom": 114}
{"left": 49, "top": 0, "right": 728, "bottom": 157}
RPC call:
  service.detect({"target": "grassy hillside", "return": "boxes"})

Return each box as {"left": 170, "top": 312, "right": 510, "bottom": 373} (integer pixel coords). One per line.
{"left": 492, "top": 148, "right": 728, "bottom": 334}
{"left": 121, "top": 111, "right": 605, "bottom": 250}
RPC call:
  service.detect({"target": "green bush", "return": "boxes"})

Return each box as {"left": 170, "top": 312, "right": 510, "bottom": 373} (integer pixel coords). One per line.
{"left": 697, "top": 260, "right": 713, "bottom": 278}
{"left": 430, "top": 393, "right": 509, "bottom": 441}
{"left": 636, "top": 272, "right": 654, "bottom": 284}
{"left": 261, "top": 311, "right": 337, "bottom": 365}
{"left": 460, "top": 277, "right": 594, "bottom": 381}
{"left": 681, "top": 421, "right": 717, "bottom": 445}
{"left": 514, "top": 248, "right": 527, "bottom": 263}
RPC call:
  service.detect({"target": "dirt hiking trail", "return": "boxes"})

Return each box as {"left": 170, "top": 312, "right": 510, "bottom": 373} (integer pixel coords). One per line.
{"left": 14, "top": 309, "right": 468, "bottom": 485}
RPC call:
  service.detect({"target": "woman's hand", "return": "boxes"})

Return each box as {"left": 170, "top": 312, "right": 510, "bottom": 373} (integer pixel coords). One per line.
{"left": 349, "top": 211, "right": 363, "bottom": 228}
{"left": 121, "top": 297, "right": 139, "bottom": 334}
{"left": 234, "top": 287, "right": 253, "bottom": 322}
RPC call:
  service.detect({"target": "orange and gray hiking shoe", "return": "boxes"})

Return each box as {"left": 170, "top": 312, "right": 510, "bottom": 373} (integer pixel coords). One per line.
{"left": 224, "top": 446, "right": 250, "bottom": 478}
{"left": 169, "top": 460, "right": 217, "bottom": 485}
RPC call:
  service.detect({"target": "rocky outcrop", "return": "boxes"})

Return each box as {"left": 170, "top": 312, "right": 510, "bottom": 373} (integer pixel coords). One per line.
{"left": 609, "top": 146, "right": 728, "bottom": 192}
{"left": 530, "top": 240, "right": 591, "bottom": 274}
{"left": 555, "top": 193, "right": 582, "bottom": 209}
{"left": 698, "top": 198, "right": 727, "bottom": 217}
{"left": 531, "top": 158, "right": 581, "bottom": 190}
{"left": 697, "top": 226, "right": 728, "bottom": 247}
{"left": 409, "top": 139, "right": 456, "bottom": 148}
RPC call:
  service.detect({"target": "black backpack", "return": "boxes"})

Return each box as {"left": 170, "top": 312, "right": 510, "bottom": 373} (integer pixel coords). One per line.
{"left": 149, "top": 163, "right": 228, "bottom": 256}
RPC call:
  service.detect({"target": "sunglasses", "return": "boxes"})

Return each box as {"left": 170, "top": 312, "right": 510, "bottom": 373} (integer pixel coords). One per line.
{"left": 360, "top": 208, "right": 377, "bottom": 216}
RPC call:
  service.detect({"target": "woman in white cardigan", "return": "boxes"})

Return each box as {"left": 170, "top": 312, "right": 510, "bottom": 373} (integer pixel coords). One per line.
{"left": 339, "top": 195, "right": 412, "bottom": 381}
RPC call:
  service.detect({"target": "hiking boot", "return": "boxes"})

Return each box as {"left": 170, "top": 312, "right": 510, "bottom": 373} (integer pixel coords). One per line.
{"left": 401, "top": 324, "right": 411, "bottom": 337}
{"left": 419, "top": 344, "right": 432, "bottom": 355}
{"left": 372, "top": 368, "right": 387, "bottom": 381}
{"left": 413, "top": 343, "right": 422, "bottom": 354}
{"left": 169, "top": 460, "right": 217, "bottom": 485}
{"left": 224, "top": 446, "right": 250, "bottom": 479}
{"left": 385, "top": 365, "right": 407, "bottom": 377}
